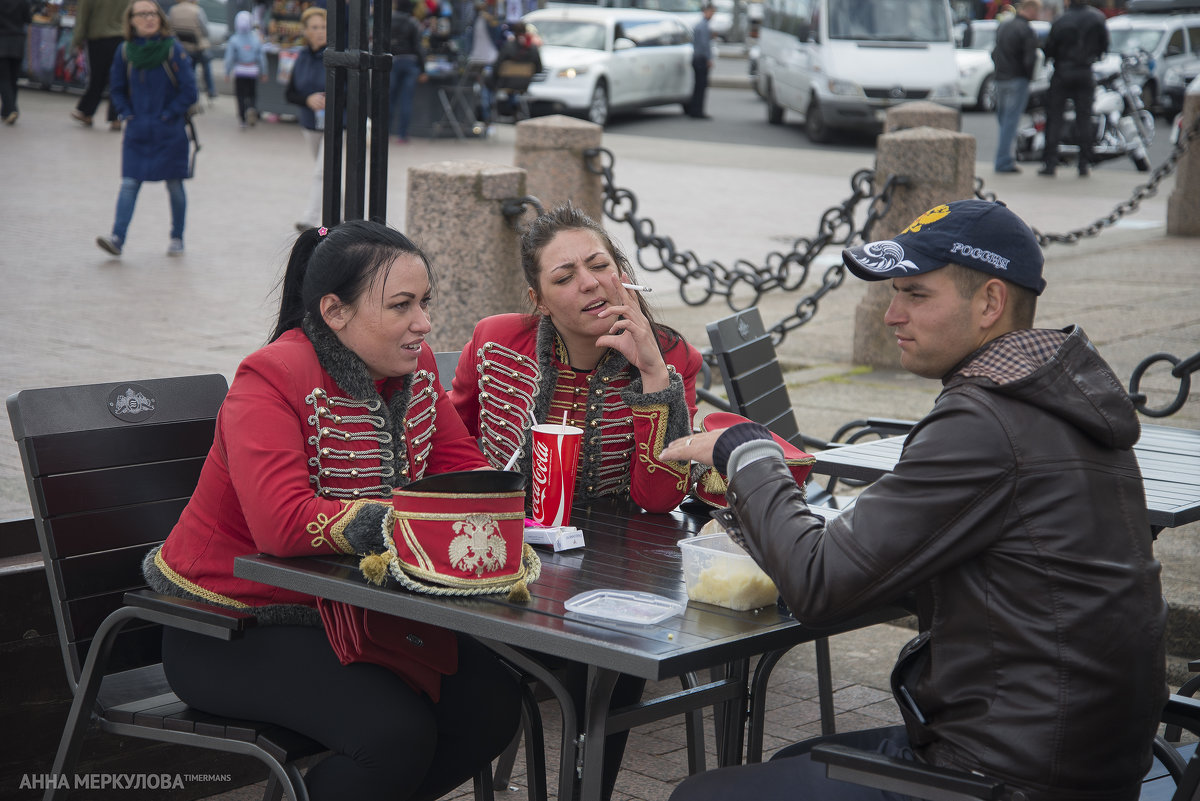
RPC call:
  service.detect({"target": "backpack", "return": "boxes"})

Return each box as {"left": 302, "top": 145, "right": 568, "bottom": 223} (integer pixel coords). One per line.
{"left": 123, "top": 42, "right": 203, "bottom": 177}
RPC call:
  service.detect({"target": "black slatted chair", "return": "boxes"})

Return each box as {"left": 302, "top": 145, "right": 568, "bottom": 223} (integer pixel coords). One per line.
{"left": 10, "top": 374, "right": 503, "bottom": 801}
{"left": 811, "top": 693, "right": 1200, "bottom": 801}
{"left": 703, "top": 307, "right": 845, "bottom": 760}
{"left": 8, "top": 374, "right": 326, "bottom": 801}
{"left": 434, "top": 350, "right": 460, "bottom": 392}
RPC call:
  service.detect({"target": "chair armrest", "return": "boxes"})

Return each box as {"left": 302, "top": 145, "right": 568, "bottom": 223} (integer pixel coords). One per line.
{"left": 123, "top": 590, "right": 257, "bottom": 637}
{"left": 1163, "top": 693, "right": 1200, "bottom": 737}
{"left": 830, "top": 417, "right": 917, "bottom": 445}
{"left": 810, "top": 743, "right": 1006, "bottom": 801}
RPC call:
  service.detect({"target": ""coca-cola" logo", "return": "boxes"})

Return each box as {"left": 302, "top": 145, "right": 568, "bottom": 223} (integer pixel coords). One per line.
{"left": 532, "top": 438, "right": 552, "bottom": 518}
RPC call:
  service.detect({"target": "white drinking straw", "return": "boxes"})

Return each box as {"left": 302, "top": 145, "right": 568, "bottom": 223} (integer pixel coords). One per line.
{"left": 503, "top": 448, "right": 521, "bottom": 471}
{"left": 561, "top": 410, "right": 568, "bottom": 427}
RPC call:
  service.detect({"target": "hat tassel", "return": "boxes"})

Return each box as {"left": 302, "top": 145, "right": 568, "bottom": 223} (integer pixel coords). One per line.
{"left": 360, "top": 551, "right": 394, "bottom": 586}
{"left": 506, "top": 577, "right": 530, "bottom": 603}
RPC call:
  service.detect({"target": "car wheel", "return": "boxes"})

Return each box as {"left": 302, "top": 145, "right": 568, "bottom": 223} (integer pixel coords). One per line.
{"left": 978, "top": 75, "right": 996, "bottom": 112}
{"left": 586, "top": 82, "right": 609, "bottom": 127}
{"left": 805, "top": 99, "right": 831, "bottom": 143}
{"left": 766, "top": 81, "right": 783, "bottom": 125}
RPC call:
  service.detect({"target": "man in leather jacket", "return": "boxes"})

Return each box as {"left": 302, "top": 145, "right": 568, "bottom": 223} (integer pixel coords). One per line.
{"left": 1039, "top": 0, "right": 1109, "bottom": 176}
{"left": 662, "top": 199, "right": 1167, "bottom": 801}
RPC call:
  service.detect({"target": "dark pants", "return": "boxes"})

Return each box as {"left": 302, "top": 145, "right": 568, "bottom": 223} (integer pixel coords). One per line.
{"left": 669, "top": 725, "right": 917, "bottom": 801}
{"left": 77, "top": 36, "right": 123, "bottom": 121}
{"left": 389, "top": 55, "right": 421, "bottom": 139}
{"left": 1044, "top": 65, "right": 1095, "bottom": 170}
{"left": 235, "top": 76, "right": 258, "bottom": 122}
{"left": 163, "top": 624, "right": 522, "bottom": 801}
{"left": 689, "top": 56, "right": 710, "bottom": 117}
{"left": 0, "top": 55, "right": 19, "bottom": 117}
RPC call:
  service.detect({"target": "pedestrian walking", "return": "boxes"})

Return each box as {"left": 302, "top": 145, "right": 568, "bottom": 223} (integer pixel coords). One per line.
{"left": 95, "top": 0, "right": 197, "bottom": 258}
{"left": 388, "top": 0, "right": 426, "bottom": 143}
{"left": 0, "top": 0, "right": 32, "bottom": 125}
{"left": 70, "top": 0, "right": 127, "bottom": 129}
{"left": 991, "top": 0, "right": 1041, "bottom": 173}
{"left": 285, "top": 6, "right": 327, "bottom": 231}
{"left": 167, "top": 0, "right": 218, "bottom": 104}
{"left": 1039, "top": 0, "right": 1108, "bottom": 177}
{"left": 687, "top": 1, "right": 715, "bottom": 119}
{"left": 224, "top": 10, "right": 267, "bottom": 128}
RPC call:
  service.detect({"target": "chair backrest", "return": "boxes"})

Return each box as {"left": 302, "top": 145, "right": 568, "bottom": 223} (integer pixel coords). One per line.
{"left": 434, "top": 350, "right": 460, "bottom": 392}
{"left": 706, "top": 307, "right": 804, "bottom": 448}
{"left": 7, "top": 375, "right": 228, "bottom": 691}
{"left": 495, "top": 59, "right": 536, "bottom": 92}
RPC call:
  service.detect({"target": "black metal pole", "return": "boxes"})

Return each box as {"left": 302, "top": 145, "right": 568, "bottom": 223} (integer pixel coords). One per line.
{"left": 322, "top": 0, "right": 392, "bottom": 226}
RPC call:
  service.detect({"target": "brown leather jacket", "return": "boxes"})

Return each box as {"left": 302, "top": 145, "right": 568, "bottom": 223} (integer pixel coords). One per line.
{"left": 720, "top": 326, "right": 1167, "bottom": 801}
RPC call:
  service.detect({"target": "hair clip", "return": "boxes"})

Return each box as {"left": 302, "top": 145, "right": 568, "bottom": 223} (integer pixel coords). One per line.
{"left": 317, "top": 227, "right": 328, "bottom": 237}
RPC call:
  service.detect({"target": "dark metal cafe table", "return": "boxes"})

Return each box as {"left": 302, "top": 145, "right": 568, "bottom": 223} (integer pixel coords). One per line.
{"left": 809, "top": 423, "right": 1200, "bottom": 534}
{"left": 234, "top": 497, "right": 901, "bottom": 801}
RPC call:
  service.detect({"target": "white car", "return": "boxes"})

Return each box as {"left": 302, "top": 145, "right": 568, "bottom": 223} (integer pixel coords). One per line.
{"left": 954, "top": 18, "right": 1049, "bottom": 112}
{"left": 1104, "top": 12, "right": 1200, "bottom": 114}
{"left": 523, "top": 6, "right": 695, "bottom": 126}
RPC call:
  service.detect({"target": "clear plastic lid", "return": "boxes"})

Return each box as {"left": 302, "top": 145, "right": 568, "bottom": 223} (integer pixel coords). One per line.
{"left": 564, "top": 589, "right": 685, "bottom": 626}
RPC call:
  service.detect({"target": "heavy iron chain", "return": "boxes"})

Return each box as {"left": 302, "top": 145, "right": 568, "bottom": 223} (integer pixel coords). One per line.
{"left": 975, "top": 111, "right": 1200, "bottom": 246}
{"left": 583, "top": 146, "right": 906, "bottom": 347}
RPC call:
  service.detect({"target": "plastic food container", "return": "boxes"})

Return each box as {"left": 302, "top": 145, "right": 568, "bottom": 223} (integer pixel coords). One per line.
{"left": 677, "top": 533, "right": 779, "bottom": 611}
{"left": 564, "top": 589, "right": 684, "bottom": 625}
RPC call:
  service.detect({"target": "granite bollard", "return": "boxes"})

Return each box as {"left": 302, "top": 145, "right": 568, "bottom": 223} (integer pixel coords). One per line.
{"left": 406, "top": 160, "right": 529, "bottom": 352}
{"left": 851, "top": 124, "right": 976, "bottom": 369}
{"left": 513, "top": 115, "right": 605, "bottom": 222}
{"left": 882, "top": 100, "right": 961, "bottom": 134}
{"left": 1167, "top": 77, "right": 1200, "bottom": 236}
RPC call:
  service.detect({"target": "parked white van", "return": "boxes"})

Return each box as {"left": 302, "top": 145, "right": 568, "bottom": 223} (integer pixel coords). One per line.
{"left": 754, "top": 0, "right": 960, "bottom": 142}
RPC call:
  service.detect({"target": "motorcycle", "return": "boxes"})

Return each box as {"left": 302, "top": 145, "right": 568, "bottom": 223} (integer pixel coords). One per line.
{"left": 1016, "top": 50, "right": 1156, "bottom": 172}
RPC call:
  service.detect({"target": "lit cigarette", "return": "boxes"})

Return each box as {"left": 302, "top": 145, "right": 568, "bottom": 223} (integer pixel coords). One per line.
{"left": 621, "top": 283, "right": 653, "bottom": 292}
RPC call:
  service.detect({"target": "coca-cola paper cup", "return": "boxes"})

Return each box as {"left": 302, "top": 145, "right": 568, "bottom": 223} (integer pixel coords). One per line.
{"left": 530, "top": 423, "right": 583, "bottom": 527}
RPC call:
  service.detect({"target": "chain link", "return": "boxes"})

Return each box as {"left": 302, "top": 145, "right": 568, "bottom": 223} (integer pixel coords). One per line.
{"left": 585, "top": 111, "right": 1199, "bottom": 345}
{"left": 583, "top": 147, "right": 907, "bottom": 347}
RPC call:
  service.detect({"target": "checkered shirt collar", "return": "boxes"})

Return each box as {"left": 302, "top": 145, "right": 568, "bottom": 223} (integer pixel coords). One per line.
{"left": 952, "top": 328, "right": 1068, "bottom": 385}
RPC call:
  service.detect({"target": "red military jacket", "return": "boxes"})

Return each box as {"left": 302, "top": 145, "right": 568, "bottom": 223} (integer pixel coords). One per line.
{"left": 449, "top": 314, "right": 702, "bottom": 513}
{"left": 148, "top": 323, "right": 487, "bottom": 613}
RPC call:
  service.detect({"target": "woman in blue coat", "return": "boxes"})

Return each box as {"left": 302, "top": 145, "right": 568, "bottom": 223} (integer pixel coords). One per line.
{"left": 96, "top": 0, "right": 197, "bottom": 258}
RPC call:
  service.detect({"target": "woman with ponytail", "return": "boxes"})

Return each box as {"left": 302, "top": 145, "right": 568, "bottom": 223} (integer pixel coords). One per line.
{"left": 143, "top": 220, "right": 521, "bottom": 801}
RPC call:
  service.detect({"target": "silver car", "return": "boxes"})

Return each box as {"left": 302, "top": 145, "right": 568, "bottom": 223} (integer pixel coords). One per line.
{"left": 524, "top": 6, "right": 695, "bottom": 127}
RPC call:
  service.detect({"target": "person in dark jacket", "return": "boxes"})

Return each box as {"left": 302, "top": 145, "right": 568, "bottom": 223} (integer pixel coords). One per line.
{"left": 662, "top": 199, "right": 1167, "bottom": 801}
{"left": 490, "top": 20, "right": 540, "bottom": 119}
{"left": 0, "top": 0, "right": 31, "bottom": 124}
{"left": 70, "top": 0, "right": 127, "bottom": 129}
{"left": 991, "top": 0, "right": 1041, "bottom": 172}
{"left": 1039, "top": 0, "right": 1108, "bottom": 176}
{"left": 286, "top": 6, "right": 327, "bottom": 231}
{"left": 95, "top": 0, "right": 197, "bottom": 258}
{"left": 389, "top": 0, "right": 426, "bottom": 143}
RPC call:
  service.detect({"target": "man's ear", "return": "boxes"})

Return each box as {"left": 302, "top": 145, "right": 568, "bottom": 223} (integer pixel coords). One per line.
{"left": 320, "top": 293, "right": 348, "bottom": 331}
{"left": 979, "top": 279, "right": 1009, "bottom": 330}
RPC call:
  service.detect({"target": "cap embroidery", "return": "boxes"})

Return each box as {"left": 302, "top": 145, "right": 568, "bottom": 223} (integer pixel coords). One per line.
{"left": 855, "top": 241, "right": 921, "bottom": 274}
{"left": 900, "top": 204, "right": 950, "bottom": 234}
{"left": 950, "top": 242, "right": 1010, "bottom": 271}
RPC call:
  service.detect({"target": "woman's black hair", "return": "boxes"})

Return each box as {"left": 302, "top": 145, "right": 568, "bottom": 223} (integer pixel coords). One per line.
{"left": 271, "top": 220, "right": 436, "bottom": 343}
{"left": 520, "top": 204, "right": 684, "bottom": 353}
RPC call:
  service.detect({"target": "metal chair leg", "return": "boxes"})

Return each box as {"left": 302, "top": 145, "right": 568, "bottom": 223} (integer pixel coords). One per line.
{"left": 815, "top": 636, "right": 836, "bottom": 736}
{"left": 473, "top": 766, "right": 496, "bottom": 801}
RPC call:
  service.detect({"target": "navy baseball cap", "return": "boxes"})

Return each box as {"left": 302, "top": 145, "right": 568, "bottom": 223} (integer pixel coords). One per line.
{"left": 842, "top": 200, "right": 1046, "bottom": 296}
